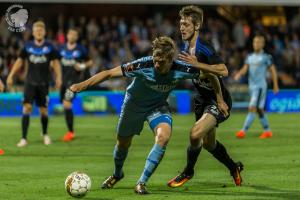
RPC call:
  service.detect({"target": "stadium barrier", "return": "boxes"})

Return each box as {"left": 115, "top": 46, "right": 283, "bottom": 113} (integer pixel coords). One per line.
{"left": 0, "top": 90, "right": 191, "bottom": 116}
{"left": 0, "top": 89, "right": 299, "bottom": 116}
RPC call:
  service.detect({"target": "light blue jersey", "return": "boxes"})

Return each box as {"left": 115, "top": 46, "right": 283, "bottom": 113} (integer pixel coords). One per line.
{"left": 245, "top": 51, "right": 273, "bottom": 108}
{"left": 121, "top": 56, "right": 199, "bottom": 111}
{"left": 245, "top": 51, "right": 273, "bottom": 89}
{"left": 117, "top": 56, "right": 199, "bottom": 137}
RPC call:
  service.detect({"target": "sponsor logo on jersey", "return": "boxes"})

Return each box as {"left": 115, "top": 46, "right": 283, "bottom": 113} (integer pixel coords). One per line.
{"left": 194, "top": 78, "right": 213, "bottom": 90}
{"left": 61, "top": 58, "right": 76, "bottom": 67}
{"left": 29, "top": 54, "right": 47, "bottom": 64}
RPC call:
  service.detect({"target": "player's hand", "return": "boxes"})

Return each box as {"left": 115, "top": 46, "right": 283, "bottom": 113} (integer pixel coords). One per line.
{"left": 217, "top": 100, "right": 229, "bottom": 117}
{"left": 74, "top": 63, "right": 86, "bottom": 72}
{"left": 6, "top": 75, "right": 13, "bottom": 89}
{"left": 273, "top": 85, "right": 279, "bottom": 94}
{"left": 0, "top": 80, "right": 4, "bottom": 92}
{"left": 234, "top": 73, "right": 241, "bottom": 81}
{"left": 178, "top": 51, "right": 198, "bottom": 66}
{"left": 70, "top": 83, "right": 86, "bottom": 93}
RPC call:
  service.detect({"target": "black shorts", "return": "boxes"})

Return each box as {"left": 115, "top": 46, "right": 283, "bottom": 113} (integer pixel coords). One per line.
{"left": 23, "top": 84, "right": 49, "bottom": 107}
{"left": 60, "top": 86, "right": 76, "bottom": 103}
{"left": 194, "top": 95, "right": 232, "bottom": 125}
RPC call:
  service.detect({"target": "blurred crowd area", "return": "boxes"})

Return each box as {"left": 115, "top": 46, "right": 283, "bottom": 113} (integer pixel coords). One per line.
{"left": 0, "top": 5, "right": 300, "bottom": 91}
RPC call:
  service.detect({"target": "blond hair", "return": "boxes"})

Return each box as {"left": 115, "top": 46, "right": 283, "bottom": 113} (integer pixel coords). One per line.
{"left": 179, "top": 5, "right": 204, "bottom": 30}
{"left": 152, "top": 36, "right": 175, "bottom": 60}
{"left": 33, "top": 21, "right": 45, "bottom": 29}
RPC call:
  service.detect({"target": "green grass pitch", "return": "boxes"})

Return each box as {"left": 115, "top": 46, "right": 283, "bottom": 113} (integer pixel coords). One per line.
{"left": 0, "top": 113, "right": 300, "bottom": 200}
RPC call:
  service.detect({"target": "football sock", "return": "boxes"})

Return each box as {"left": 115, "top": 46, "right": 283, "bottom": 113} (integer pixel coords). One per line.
{"left": 138, "top": 143, "right": 166, "bottom": 184}
{"left": 184, "top": 145, "right": 202, "bottom": 175}
{"left": 41, "top": 115, "right": 48, "bottom": 135}
{"left": 209, "top": 140, "right": 236, "bottom": 172}
{"left": 113, "top": 145, "right": 128, "bottom": 178}
{"left": 22, "top": 114, "right": 30, "bottom": 139}
{"left": 259, "top": 114, "right": 270, "bottom": 131}
{"left": 64, "top": 108, "right": 74, "bottom": 132}
{"left": 242, "top": 112, "right": 256, "bottom": 132}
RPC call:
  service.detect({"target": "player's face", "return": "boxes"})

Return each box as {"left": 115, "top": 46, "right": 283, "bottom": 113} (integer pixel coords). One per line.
{"left": 253, "top": 37, "right": 265, "bottom": 52}
{"left": 33, "top": 26, "right": 45, "bottom": 41}
{"left": 67, "top": 30, "right": 78, "bottom": 44}
{"left": 153, "top": 55, "right": 173, "bottom": 75}
{"left": 180, "top": 16, "right": 196, "bottom": 41}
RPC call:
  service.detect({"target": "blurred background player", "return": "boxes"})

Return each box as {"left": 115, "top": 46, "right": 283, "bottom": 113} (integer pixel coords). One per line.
{"left": 59, "top": 28, "right": 93, "bottom": 142}
{"left": 0, "top": 74, "right": 4, "bottom": 155}
{"left": 6, "top": 21, "right": 62, "bottom": 147}
{"left": 168, "top": 5, "right": 243, "bottom": 188}
{"left": 234, "top": 35, "right": 279, "bottom": 139}
{"left": 70, "top": 37, "right": 200, "bottom": 194}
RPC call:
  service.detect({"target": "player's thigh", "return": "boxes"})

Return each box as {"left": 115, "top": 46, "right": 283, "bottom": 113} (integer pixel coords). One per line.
{"left": 191, "top": 113, "right": 217, "bottom": 140}
{"left": 146, "top": 105, "right": 172, "bottom": 134}
{"left": 23, "top": 84, "right": 35, "bottom": 105}
{"left": 35, "top": 85, "right": 49, "bottom": 108}
{"left": 116, "top": 105, "right": 146, "bottom": 138}
{"left": 249, "top": 88, "right": 260, "bottom": 108}
{"left": 257, "top": 88, "right": 267, "bottom": 109}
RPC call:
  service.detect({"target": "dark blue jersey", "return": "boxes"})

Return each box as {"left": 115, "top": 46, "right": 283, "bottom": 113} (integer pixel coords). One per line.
{"left": 19, "top": 40, "right": 58, "bottom": 85}
{"left": 183, "top": 36, "right": 230, "bottom": 102}
{"left": 59, "top": 44, "right": 89, "bottom": 87}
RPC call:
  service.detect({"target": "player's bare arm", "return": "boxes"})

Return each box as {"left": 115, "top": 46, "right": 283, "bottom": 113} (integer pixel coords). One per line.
{"left": 6, "top": 58, "right": 24, "bottom": 88}
{"left": 179, "top": 51, "right": 228, "bottom": 77}
{"left": 70, "top": 66, "right": 123, "bottom": 92}
{"left": 51, "top": 59, "right": 62, "bottom": 89}
{"left": 234, "top": 63, "right": 249, "bottom": 81}
{"left": 205, "top": 73, "right": 229, "bottom": 117}
{"left": 269, "top": 64, "right": 279, "bottom": 94}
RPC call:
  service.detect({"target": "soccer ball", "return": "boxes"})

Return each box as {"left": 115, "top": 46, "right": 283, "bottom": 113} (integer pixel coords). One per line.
{"left": 65, "top": 172, "right": 91, "bottom": 198}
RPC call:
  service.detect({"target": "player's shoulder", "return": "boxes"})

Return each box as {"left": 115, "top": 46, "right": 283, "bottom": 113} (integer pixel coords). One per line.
{"left": 172, "top": 60, "right": 198, "bottom": 74}
{"left": 76, "top": 43, "right": 87, "bottom": 52}
{"left": 195, "top": 38, "right": 215, "bottom": 57}
{"left": 123, "top": 56, "right": 153, "bottom": 70}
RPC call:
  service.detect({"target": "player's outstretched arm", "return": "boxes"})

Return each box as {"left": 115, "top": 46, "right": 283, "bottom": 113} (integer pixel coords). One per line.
{"left": 234, "top": 64, "right": 249, "bottom": 81}
{"left": 206, "top": 73, "right": 229, "bottom": 117}
{"left": 179, "top": 52, "right": 228, "bottom": 77}
{"left": 6, "top": 58, "right": 23, "bottom": 88}
{"left": 51, "top": 59, "right": 62, "bottom": 89}
{"left": 269, "top": 64, "right": 279, "bottom": 94}
{"left": 0, "top": 79, "right": 4, "bottom": 92}
{"left": 70, "top": 66, "right": 123, "bottom": 92}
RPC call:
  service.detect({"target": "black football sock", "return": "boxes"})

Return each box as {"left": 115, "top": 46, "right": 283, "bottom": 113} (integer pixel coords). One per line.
{"left": 41, "top": 115, "right": 48, "bottom": 135}
{"left": 184, "top": 145, "right": 202, "bottom": 175}
{"left": 22, "top": 114, "right": 30, "bottom": 139}
{"left": 64, "top": 108, "right": 74, "bottom": 132}
{"left": 209, "top": 140, "right": 236, "bottom": 172}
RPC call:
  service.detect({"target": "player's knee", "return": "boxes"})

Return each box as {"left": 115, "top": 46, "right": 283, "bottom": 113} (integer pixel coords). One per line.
{"left": 39, "top": 107, "right": 48, "bottom": 116}
{"left": 249, "top": 107, "right": 256, "bottom": 112}
{"left": 117, "top": 137, "right": 132, "bottom": 149}
{"left": 190, "top": 125, "right": 205, "bottom": 140}
{"left": 23, "top": 104, "right": 32, "bottom": 114}
{"left": 155, "top": 132, "right": 170, "bottom": 146}
{"left": 63, "top": 100, "right": 72, "bottom": 109}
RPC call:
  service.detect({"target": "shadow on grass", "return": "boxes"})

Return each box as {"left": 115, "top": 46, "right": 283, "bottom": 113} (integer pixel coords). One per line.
{"left": 149, "top": 181, "right": 300, "bottom": 200}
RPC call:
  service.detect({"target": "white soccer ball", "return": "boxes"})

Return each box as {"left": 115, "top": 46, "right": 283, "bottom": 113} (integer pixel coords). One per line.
{"left": 65, "top": 172, "right": 91, "bottom": 198}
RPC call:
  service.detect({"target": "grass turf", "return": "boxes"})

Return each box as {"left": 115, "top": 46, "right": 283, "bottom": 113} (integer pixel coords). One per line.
{"left": 0, "top": 113, "right": 300, "bottom": 200}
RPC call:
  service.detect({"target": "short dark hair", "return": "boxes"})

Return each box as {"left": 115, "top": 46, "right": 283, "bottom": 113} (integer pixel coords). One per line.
{"left": 179, "top": 5, "right": 204, "bottom": 30}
